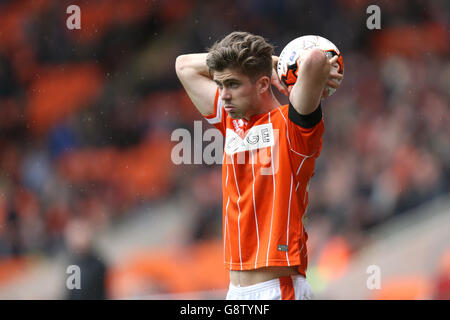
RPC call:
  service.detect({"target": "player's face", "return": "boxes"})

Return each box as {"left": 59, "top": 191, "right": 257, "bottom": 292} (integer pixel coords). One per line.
{"left": 213, "top": 68, "right": 259, "bottom": 120}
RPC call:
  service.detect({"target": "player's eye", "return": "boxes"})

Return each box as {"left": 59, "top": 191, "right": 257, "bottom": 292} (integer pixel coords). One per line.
{"left": 229, "top": 82, "right": 239, "bottom": 88}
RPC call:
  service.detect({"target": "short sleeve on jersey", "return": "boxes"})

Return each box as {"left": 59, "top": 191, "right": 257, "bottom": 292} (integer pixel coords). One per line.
{"left": 286, "top": 103, "right": 324, "bottom": 156}
{"left": 202, "top": 88, "right": 226, "bottom": 135}
{"left": 288, "top": 102, "right": 322, "bottom": 128}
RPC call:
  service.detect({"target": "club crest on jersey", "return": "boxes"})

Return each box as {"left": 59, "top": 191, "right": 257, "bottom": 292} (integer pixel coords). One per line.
{"left": 232, "top": 119, "right": 246, "bottom": 137}
{"left": 225, "top": 123, "right": 275, "bottom": 155}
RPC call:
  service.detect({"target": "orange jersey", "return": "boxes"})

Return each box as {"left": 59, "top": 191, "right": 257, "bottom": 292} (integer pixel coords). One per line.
{"left": 203, "top": 90, "right": 324, "bottom": 277}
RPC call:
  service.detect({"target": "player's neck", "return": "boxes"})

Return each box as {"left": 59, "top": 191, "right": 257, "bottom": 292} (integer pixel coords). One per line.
{"left": 243, "top": 90, "right": 280, "bottom": 121}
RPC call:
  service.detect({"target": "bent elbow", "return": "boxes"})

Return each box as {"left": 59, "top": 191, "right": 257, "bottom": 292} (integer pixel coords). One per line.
{"left": 301, "top": 49, "right": 329, "bottom": 79}
{"left": 175, "top": 55, "right": 186, "bottom": 74}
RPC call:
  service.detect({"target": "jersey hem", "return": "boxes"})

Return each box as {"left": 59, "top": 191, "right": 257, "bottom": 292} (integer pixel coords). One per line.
{"left": 225, "top": 259, "right": 306, "bottom": 276}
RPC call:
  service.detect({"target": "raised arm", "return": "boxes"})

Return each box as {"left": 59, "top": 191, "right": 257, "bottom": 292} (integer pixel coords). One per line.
{"left": 175, "top": 53, "right": 218, "bottom": 116}
{"left": 288, "top": 49, "right": 340, "bottom": 115}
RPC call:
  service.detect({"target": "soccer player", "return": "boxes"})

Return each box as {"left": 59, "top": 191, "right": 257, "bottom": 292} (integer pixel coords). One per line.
{"left": 175, "top": 31, "right": 343, "bottom": 300}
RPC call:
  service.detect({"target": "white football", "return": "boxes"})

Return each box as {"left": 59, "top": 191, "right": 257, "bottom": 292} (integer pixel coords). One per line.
{"left": 277, "top": 35, "right": 344, "bottom": 98}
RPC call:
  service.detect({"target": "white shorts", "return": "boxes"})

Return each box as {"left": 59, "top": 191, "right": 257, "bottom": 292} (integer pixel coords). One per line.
{"left": 226, "top": 274, "right": 313, "bottom": 300}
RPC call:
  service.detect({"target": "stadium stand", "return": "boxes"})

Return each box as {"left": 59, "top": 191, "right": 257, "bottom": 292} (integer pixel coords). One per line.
{"left": 0, "top": 0, "right": 448, "bottom": 299}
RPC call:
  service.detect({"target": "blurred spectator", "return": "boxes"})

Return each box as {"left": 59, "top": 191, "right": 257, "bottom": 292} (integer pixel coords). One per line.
{"left": 188, "top": 168, "right": 222, "bottom": 243}
{"left": 64, "top": 218, "right": 107, "bottom": 300}
{"left": 0, "top": 0, "right": 447, "bottom": 300}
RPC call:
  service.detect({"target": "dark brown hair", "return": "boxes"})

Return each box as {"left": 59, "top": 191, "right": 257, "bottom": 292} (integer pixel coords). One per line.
{"left": 206, "top": 31, "right": 274, "bottom": 82}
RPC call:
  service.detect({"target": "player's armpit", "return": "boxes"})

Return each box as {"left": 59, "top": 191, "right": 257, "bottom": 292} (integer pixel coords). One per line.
{"left": 175, "top": 53, "right": 217, "bottom": 116}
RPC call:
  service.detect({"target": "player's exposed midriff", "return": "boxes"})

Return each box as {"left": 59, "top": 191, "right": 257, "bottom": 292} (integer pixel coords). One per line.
{"left": 230, "top": 265, "right": 300, "bottom": 287}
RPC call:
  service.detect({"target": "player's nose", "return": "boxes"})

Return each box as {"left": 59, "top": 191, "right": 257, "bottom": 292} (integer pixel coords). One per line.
{"left": 221, "top": 87, "right": 231, "bottom": 100}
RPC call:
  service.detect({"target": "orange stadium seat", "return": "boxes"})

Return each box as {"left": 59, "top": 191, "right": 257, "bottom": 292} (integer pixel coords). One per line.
{"left": 27, "top": 63, "right": 103, "bottom": 135}
{"left": 434, "top": 248, "right": 450, "bottom": 299}
{"left": 57, "top": 132, "right": 176, "bottom": 203}
{"left": 0, "top": 0, "right": 52, "bottom": 52}
{"left": 0, "top": 256, "right": 30, "bottom": 287}
{"left": 316, "top": 236, "right": 351, "bottom": 282}
{"left": 66, "top": 0, "right": 152, "bottom": 44}
{"left": 106, "top": 240, "right": 228, "bottom": 299}
{"left": 371, "top": 274, "right": 433, "bottom": 300}
{"left": 372, "top": 23, "right": 448, "bottom": 59}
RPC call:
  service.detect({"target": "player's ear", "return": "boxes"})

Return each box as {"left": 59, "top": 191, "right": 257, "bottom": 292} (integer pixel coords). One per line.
{"left": 256, "top": 75, "right": 270, "bottom": 94}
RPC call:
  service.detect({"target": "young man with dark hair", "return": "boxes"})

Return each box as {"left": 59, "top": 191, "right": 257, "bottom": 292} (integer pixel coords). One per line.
{"left": 175, "top": 31, "right": 342, "bottom": 300}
